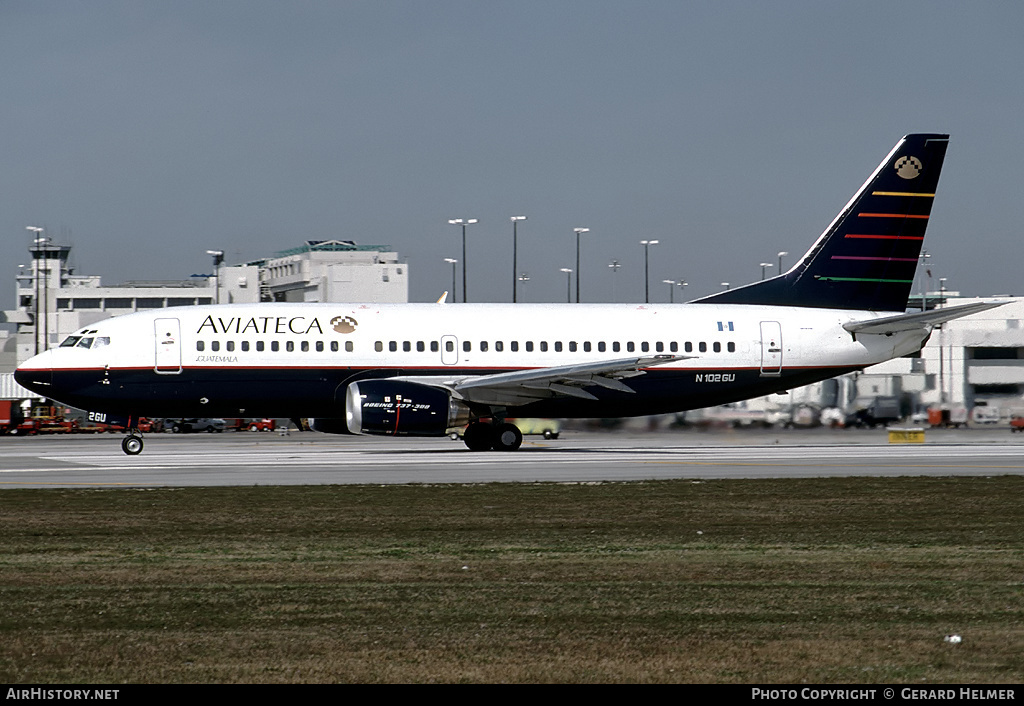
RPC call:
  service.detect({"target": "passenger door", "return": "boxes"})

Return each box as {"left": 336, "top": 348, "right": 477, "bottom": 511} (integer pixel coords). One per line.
{"left": 759, "top": 321, "right": 782, "bottom": 376}
{"left": 154, "top": 318, "right": 182, "bottom": 374}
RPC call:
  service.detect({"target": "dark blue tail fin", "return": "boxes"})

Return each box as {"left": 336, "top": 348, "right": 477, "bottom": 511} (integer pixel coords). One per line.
{"left": 695, "top": 133, "right": 949, "bottom": 311}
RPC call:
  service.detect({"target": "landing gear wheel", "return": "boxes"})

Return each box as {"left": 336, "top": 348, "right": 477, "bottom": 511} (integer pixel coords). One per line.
{"left": 463, "top": 422, "right": 494, "bottom": 451}
{"left": 121, "top": 435, "right": 144, "bottom": 455}
{"left": 492, "top": 423, "right": 523, "bottom": 451}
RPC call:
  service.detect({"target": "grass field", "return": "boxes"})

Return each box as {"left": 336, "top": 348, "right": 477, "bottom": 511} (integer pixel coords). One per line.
{"left": 1, "top": 477, "right": 1022, "bottom": 683}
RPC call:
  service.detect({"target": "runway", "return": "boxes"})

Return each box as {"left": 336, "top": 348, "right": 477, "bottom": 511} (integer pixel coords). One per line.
{"left": 3, "top": 427, "right": 1024, "bottom": 487}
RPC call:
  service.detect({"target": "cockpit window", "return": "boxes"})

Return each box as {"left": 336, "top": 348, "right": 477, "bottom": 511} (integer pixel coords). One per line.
{"left": 93, "top": 337, "right": 110, "bottom": 348}
{"left": 77, "top": 338, "right": 94, "bottom": 349}
{"left": 60, "top": 336, "right": 82, "bottom": 348}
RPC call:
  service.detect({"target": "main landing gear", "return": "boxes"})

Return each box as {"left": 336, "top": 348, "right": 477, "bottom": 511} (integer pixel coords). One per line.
{"left": 463, "top": 421, "right": 523, "bottom": 452}
{"left": 121, "top": 432, "right": 144, "bottom": 455}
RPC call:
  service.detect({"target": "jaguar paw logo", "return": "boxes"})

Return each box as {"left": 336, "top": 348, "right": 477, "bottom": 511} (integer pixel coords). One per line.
{"left": 331, "top": 315, "right": 358, "bottom": 334}
{"left": 894, "top": 155, "right": 923, "bottom": 179}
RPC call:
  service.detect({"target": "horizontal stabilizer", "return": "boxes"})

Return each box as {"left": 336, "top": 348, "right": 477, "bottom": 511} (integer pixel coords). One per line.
{"left": 843, "top": 300, "right": 1006, "bottom": 335}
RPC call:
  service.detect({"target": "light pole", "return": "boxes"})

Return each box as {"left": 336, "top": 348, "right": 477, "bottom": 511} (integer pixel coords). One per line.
{"left": 677, "top": 279, "right": 688, "bottom": 302}
{"left": 560, "top": 268, "right": 573, "bottom": 303}
{"left": 640, "top": 240, "right": 659, "bottom": 303}
{"left": 207, "top": 250, "right": 225, "bottom": 304}
{"left": 939, "top": 277, "right": 947, "bottom": 404}
{"left": 777, "top": 251, "right": 788, "bottom": 272}
{"left": 511, "top": 216, "right": 526, "bottom": 303}
{"left": 721, "top": 282, "right": 731, "bottom": 290}
{"left": 759, "top": 262, "right": 773, "bottom": 280}
{"left": 917, "top": 249, "right": 931, "bottom": 310}
{"left": 574, "top": 228, "right": 589, "bottom": 303}
{"left": 26, "top": 226, "right": 44, "bottom": 355}
{"left": 449, "top": 218, "right": 478, "bottom": 303}
{"left": 663, "top": 279, "right": 675, "bottom": 303}
{"left": 608, "top": 260, "right": 621, "bottom": 302}
{"left": 444, "top": 258, "right": 458, "bottom": 301}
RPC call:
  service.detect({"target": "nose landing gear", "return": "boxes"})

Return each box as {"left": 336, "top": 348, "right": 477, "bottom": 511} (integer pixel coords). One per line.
{"left": 121, "top": 418, "right": 144, "bottom": 455}
{"left": 121, "top": 434, "right": 143, "bottom": 455}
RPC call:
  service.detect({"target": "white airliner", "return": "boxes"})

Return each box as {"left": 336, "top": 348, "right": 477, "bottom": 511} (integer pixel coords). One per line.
{"left": 15, "top": 133, "right": 1001, "bottom": 455}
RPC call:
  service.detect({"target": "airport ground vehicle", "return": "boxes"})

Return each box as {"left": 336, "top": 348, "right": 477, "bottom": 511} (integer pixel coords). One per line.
{"left": 0, "top": 400, "right": 24, "bottom": 434}
{"left": 166, "top": 418, "right": 226, "bottom": 433}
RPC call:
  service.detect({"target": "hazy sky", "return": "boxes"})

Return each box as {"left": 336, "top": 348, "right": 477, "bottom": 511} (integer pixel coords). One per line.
{"left": 3, "top": 1, "right": 1023, "bottom": 311}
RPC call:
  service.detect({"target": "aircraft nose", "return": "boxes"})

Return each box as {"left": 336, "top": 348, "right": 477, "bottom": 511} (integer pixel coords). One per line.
{"left": 14, "top": 350, "right": 54, "bottom": 396}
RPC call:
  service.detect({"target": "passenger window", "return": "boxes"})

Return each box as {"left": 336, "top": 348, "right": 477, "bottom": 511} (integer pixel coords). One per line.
{"left": 554, "top": 342, "right": 562, "bottom": 352}
{"left": 598, "top": 342, "right": 606, "bottom": 352}
{"left": 301, "top": 341, "right": 309, "bottom": 352}
{"left": 495, "top": 341, "right": 503, "bottom": 352}
{"left": 345, "top": 341, "right": 353, "bottom": 352}
{"left": 417, "top": 341, "right": 425, "bottom": 352}
{"left": 526, "top": 341, "right": 534, "bottom": 352}
{"left": 242, "top": 341, "right": 250, "bottom": 352}
{"left": 375, "top": 341, "right": 383, "bottom": 352}
{"left": 446, "top": 341, "right": 454, "bottom": 352}
{"left": 685, "top": 342, "right": 693, "bottom": 353}
{"left": 540, "top": 342, "right": 548, "bottom": 352}
{"left": 389, "top": 341, "right": 397, "bottom": 352}
{"left": 727, "top": 342, "right": 736, "bottom": 353}
{"left": 568, "top": 341, "right": 577, "bottom": 352}
{"left": 656, "top": 342, "right": 664, "bottom": 353}
{"left": 287, "top": 341, "right": 295, "bottom": 352}
{"left": 316, "top": 341, "right": 323, "bottom": 352}
{"left": 510, "top": 341, "right": 519, "bottom": 352}
{"left": 272, "top": 341, "right": 280, "bottom": 352}
{"left": 256, "top": 341, "right": 265, "bottom": 352}
{"left": 699, "top": 342, "right": 707, "bottom": 353}
{"left": 613, "top": 342, "right": 620, "bottom": 352}
{"left": 713, "top": 342, "right": 721, "bottom": 353}
{"left": 641, "top": 342, "right": 649, "bottom": 353}
{"left": 226, "top": 341, "right": 235, "bottom": 352}
{"left": 431, "top": 341, "right": 439, "bottom": 352}
{"left": 211, "top": 341, "right": 220, "bottom": 352}
{"left": 463, "top": 341, "right": 471, "bottom": 352}
{"left": 627, "top": 342, "right": 635, "bottom": 352}
{"left": 480, "top": 341, "right": 488, "bottom": 352}
{"left": 197, "top": 341, "right": 205, "bottom": 352}
{"left": 670, "top": 342, "right": 678, "bottom": 353}
{"left": 584, "top": 342, "right": 591, "bottom": 352}
{"left": 403, "top": 341, "right": 411, "bottom": 352}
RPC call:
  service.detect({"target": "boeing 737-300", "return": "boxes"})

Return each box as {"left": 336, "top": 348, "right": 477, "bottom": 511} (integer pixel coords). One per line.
{"left": 15, "top": 133, "right": 1002, "bottom": 454}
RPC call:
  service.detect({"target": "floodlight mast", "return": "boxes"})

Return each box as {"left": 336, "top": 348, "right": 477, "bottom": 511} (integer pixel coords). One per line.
{"left": 511, "top": 216, "right": 526, "bottom": 303}
{"left": 574, "top": 228, "right": 589, "bottom": 303}
{"left": 449, "top": 219, "right": 478, "bottom": 302}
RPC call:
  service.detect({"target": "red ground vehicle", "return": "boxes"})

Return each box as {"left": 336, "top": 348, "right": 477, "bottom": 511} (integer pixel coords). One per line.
{"left": 1, "top": 400, "right": 25, "bottom": 434}
{"left": 1010, "top": 416, "right": 1024, "bottom": 433}
{"left": 244, "top": 418, "right": 276, "bottom": 432}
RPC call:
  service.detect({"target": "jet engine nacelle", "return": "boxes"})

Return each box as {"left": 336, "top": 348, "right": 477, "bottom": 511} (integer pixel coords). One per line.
{"left": 343, "top": 379, "right": 469, "bottom": 436}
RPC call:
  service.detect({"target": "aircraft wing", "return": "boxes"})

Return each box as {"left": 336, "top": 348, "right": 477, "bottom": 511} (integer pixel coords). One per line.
{"left": 398, "top": 355, "right": 693, "bottom": 406}
{"left": 843, "top": 301, "right": 1006, "bottom": 336}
